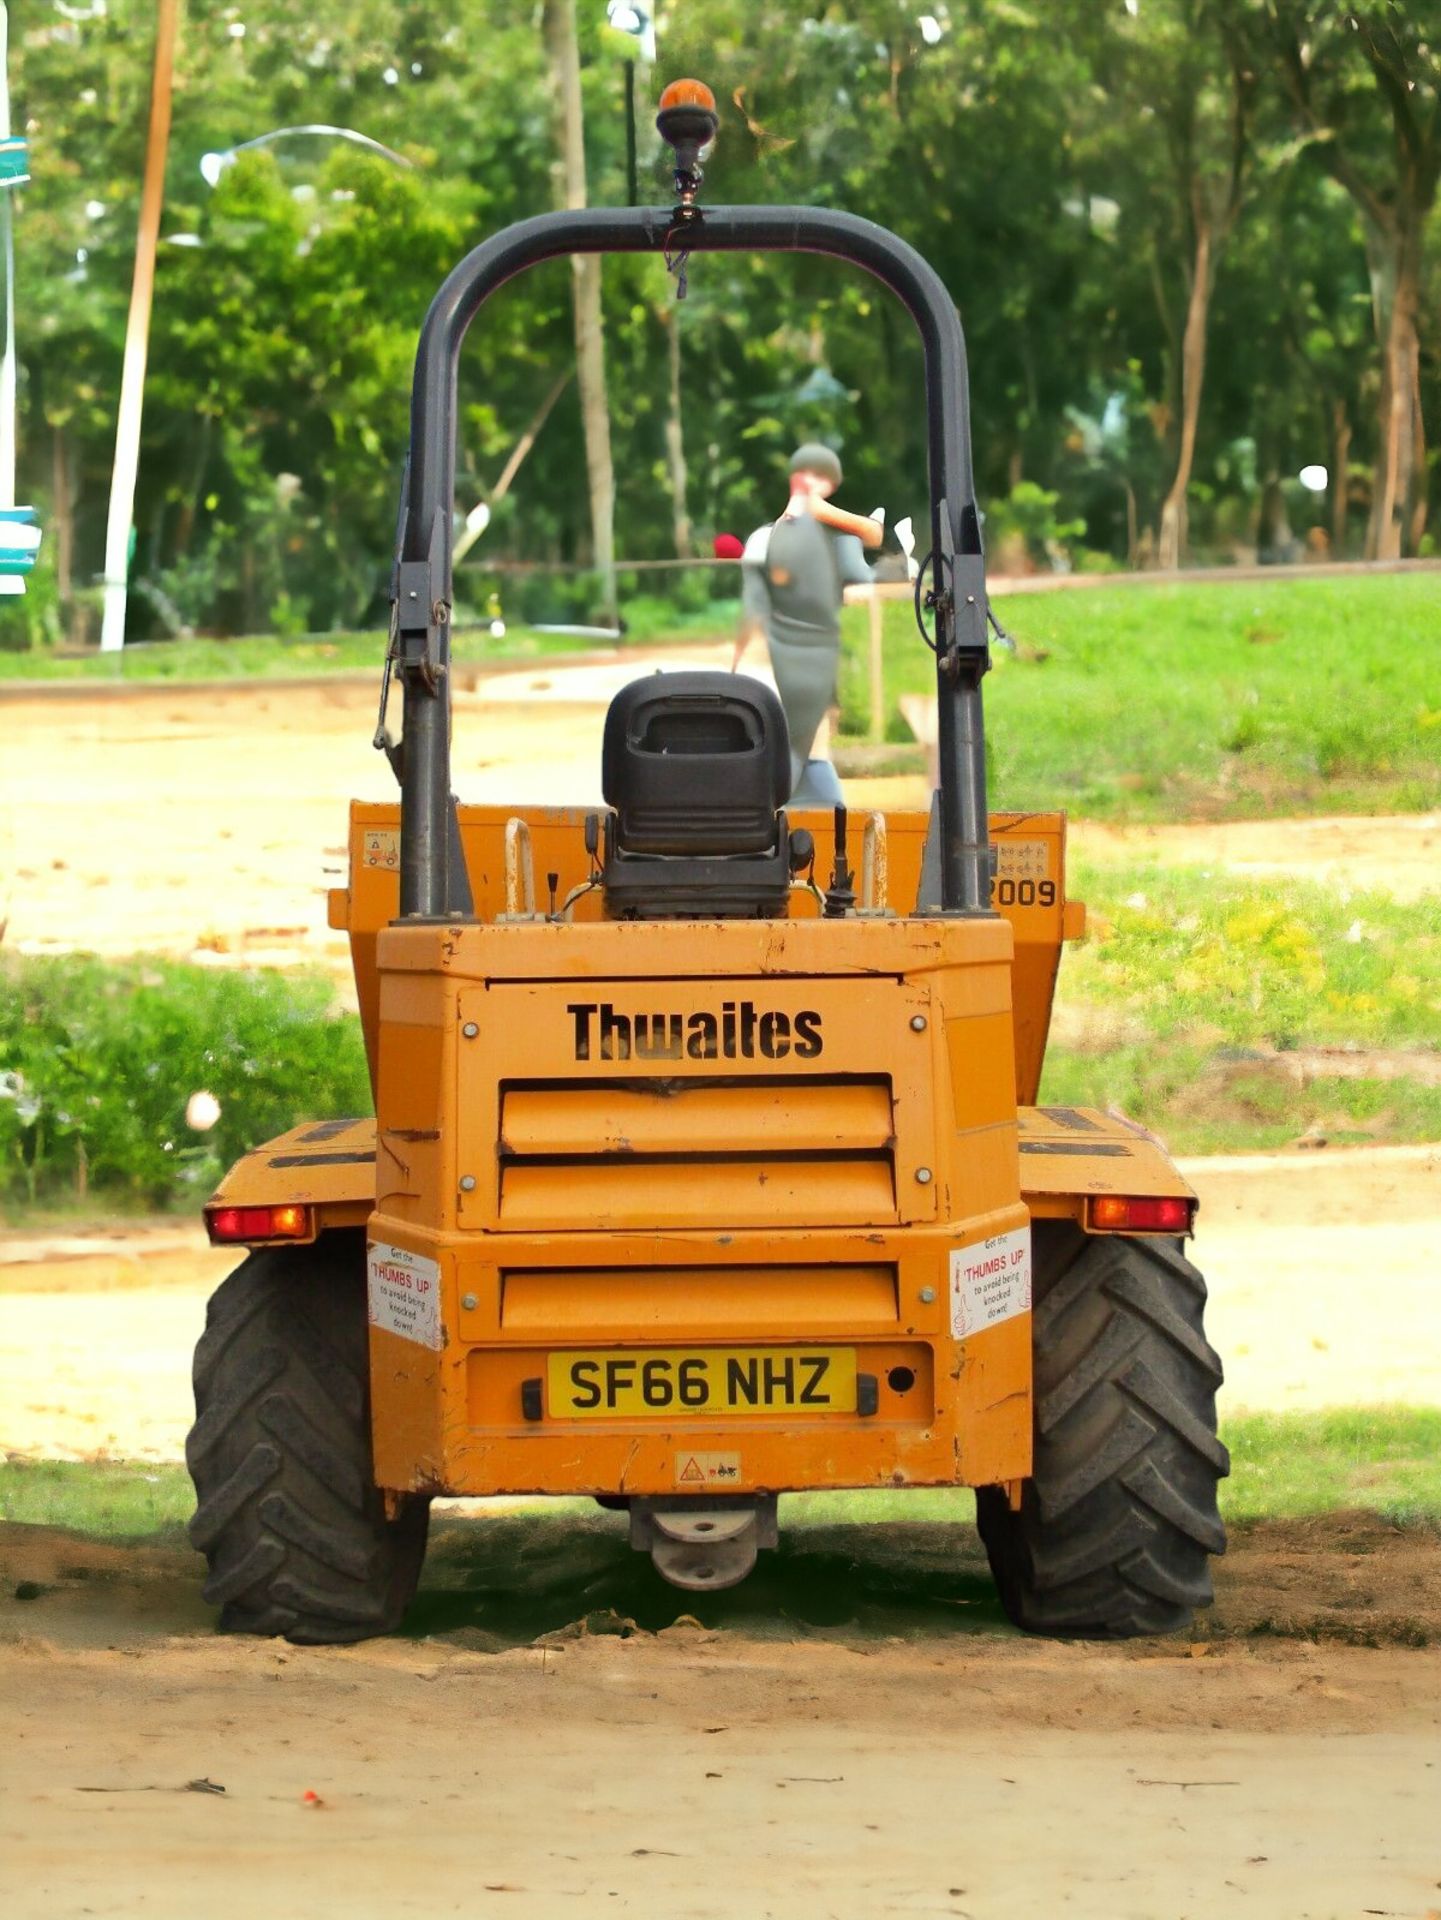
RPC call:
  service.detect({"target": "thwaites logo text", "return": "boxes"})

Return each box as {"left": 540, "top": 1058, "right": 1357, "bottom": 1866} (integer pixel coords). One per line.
{"left": 569, "top": 1000, "right": 823, "bottom": 1063}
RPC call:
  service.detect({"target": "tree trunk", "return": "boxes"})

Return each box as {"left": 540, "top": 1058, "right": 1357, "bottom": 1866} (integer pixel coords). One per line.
{"left": 543, "top": 0, "right": 618, "bottom": 627}
{"left": 173, "top": 411, "right": 212, "bottom": 559}
{"left": 1330, "top": 397, "right": 1351, "bottom": 556}
{"left": 50, "top": 425, "right": 73, "bottom": 612}
{"left": 660, "top": 308, "right": 693, "bottom": 560}
{"left": 1157, "top": 220, "right": 1212, "bottom": 571}
{"left": 1362, "top": 223, "right": 1425, "bottom": 560}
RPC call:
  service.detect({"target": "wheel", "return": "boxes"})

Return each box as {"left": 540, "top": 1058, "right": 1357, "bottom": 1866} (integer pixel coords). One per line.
{"left": 977, "top": 1223, "right": 1228, "bottom": 1638}
{"left": 186, "top": 1229, "right": 429, "bottom": 1645}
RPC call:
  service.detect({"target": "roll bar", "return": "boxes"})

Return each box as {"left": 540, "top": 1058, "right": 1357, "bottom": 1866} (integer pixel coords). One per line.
{"left": 390, "top": 203, "right": 993, "bottom": 918}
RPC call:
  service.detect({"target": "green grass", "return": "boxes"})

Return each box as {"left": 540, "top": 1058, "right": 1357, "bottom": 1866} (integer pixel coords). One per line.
{"left": 1219, "top": 1408, "right": 1441, "bottom": 1526}
{"left": 1040, "top": 860, "right": 1441, "bottom": 1152}
{"left": 839, "top": 572, "right": 1441, "bottom": 820}
{"left": 5, "top": 1408, "right": 1437, "bottom": 1543}
{"left": 0, "top": 1458, "right": 195, "bottom": 1538}
{"left": 0, "top": 593, "right": 742, "bottom": 685}
{"left": 789, "top": 1412, "right": 1441, "bottom": 1528}
{"left": 0, "top": 625, "right": 599, "bottom": 684}
{"left": 1041, "top": 1044, "right": 1441, "bottom": 1154}
{"left": 1065, "top": 861, "right": 1440, "bottom": 1050}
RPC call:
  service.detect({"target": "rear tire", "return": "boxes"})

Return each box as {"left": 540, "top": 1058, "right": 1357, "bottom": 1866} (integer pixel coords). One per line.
{"left": 186, "top": 1230, "right": 429, "bottom": 1645}
{"left": 978, "top": 1224, "right": 1228, "bottom": 1638}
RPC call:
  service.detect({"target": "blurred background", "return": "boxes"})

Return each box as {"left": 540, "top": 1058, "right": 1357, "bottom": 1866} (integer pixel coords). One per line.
{"left": 2, "top": 0, "right": 1437, "bottom": 654}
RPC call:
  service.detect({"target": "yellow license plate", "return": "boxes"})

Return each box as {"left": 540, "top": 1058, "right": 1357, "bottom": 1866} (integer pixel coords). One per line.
{"left": 547, "top": 1347, "right": 857, "bottom": 1419}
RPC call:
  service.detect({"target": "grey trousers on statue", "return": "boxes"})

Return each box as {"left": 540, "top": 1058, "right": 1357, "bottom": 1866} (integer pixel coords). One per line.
{"left": 767, "top": 629, "right": 839, "bottom": 794}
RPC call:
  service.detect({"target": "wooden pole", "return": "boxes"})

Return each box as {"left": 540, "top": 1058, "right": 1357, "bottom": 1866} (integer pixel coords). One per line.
{"left": 867, "top": 583, "right": 885, "bottom": 744}
{"left": 99, "top": 0, "right": 178, "bottom": 652}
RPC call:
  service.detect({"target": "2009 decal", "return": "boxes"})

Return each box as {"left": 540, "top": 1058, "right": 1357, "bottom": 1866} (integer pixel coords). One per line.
{"left": 992, "top": 877, "right": 1056, "bottom": 908}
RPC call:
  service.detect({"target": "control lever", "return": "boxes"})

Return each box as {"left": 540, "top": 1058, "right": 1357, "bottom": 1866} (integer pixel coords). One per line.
{"left": 823, "top": 805, "right": 856, "bottom": 917}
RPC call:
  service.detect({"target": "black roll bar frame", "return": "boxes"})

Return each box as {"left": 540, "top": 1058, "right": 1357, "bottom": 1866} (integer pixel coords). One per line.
{"left": 390, "top": 204, "right": 993, "bottom": 920}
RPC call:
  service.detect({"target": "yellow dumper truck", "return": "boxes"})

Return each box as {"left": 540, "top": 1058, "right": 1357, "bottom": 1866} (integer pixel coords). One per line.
{"left": 186, "top": 81, "right": 1227, "bottom": 1643}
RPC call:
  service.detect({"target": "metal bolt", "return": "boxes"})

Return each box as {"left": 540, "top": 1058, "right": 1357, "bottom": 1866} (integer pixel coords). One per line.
{"left": 919, "top": 1286, "right": 936, "bottom": 1305}
{"left": 915, "top": 1167, "right": 932, "bottom": 1185}
{"left": 910, "top": 1014, "right": 927, "bottom": 1032}
{"left": 461, "top": 1292, "right": 478, "bottom": 1312}
{"left": 459, "top": 1174, "right": 477, "bottom": 1193}
{"left": 462, "top": 1021, "right": 479, "bottom": 1038}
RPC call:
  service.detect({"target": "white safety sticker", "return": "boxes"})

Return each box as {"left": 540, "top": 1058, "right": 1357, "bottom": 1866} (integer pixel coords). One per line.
{"left": 949, "top": 1226, "right": 1032, "bottom": 1338}
{"left": 675, "top": 1451, "right": 742, "bottom": 1488}
{"left": 367, "top": 1241, "right": 441, "bottom": 1350}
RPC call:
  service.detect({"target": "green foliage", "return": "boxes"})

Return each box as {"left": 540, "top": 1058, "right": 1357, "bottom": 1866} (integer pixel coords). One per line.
{"left": 1041, "top": 857, "right": 1441, "bottom": 1151}
{"left": 1064, "top": 863, "right": 1441, "bottom": 1051}
{"left": 0, "top": 954, "right": 370, "bottom": 1211}
{"left": 5, "top": 0, "right": 1437, "bottom": 653}
{"left": 840, "top": 571, "right": 1441, "bottom": 818}
{"left": 984, "top": 482, "right": 1086, "bottom": 572}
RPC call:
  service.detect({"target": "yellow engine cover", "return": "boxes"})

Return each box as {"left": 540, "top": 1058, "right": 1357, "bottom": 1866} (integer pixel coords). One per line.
{"left": 364, "top": 913, "right": 1034, "bottom": 1501}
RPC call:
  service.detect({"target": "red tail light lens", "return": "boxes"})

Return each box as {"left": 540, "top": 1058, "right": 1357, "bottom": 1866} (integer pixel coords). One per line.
{"left": 1089, "top": 1194, "right": 1194, "bottom": 1234}
{"left": 207, "top": 1204, "right": 312, "bottom": 1244}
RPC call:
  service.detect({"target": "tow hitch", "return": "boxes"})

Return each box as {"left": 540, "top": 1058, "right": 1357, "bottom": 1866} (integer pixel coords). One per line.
{"left": 629, "top": 1497, "right": 779, "bottom": 1592}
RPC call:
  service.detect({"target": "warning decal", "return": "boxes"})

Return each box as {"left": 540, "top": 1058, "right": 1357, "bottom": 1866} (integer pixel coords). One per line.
{"left": 367, "top": 1241, "right": 441, "bottom": 1350}
{"left": 994, "top": 838, "right": 1051, "bottom": 882}
{"left": 674, "top": 1452, "right": 742, "bottom": 1488}
{"left": 362, "top": 828, "right": 400, "bottom": 871}
{"left": 949, "top": 1226, "right": 1032, "bottom": 1338}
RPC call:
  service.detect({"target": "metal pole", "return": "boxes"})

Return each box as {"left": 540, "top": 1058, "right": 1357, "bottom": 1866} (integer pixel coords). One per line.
{"left": 0, "top": 3, "right": 16, "bottom": 510}
{"left": 98, "top": 0, "right": 178, "bottom": 653}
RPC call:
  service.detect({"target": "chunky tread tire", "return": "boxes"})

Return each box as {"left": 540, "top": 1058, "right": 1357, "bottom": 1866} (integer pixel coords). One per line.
{"left": 978, "top": 1224, "right": 1228, "bottom": 1639}
{"left": 186, "top": 1231, "right": 428, "bottom": 1645}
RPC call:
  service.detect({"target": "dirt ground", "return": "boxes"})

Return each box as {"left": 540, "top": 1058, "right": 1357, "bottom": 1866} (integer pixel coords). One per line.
{"left": 2, "top": 1150, "right": 1438, "bottom": 1916}
{"left": 3, "top": 671, "right": 1436, "bottom": 996}
{"left": 2, "top": 1513, "right": 1440, "bottom": 1920}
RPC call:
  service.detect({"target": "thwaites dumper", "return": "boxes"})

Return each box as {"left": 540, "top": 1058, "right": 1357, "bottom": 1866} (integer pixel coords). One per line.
{"left": 187, "top": 83, "right": 1227, "bottom": 1643}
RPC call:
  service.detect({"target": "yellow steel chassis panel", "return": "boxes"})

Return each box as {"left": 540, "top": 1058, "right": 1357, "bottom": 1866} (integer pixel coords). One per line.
{"left": 216, "top": 1105, "right": 1194, "bottom": 1237}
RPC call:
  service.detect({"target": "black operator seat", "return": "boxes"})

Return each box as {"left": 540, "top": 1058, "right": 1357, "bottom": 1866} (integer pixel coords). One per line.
{"left": 598, "top": 671, "right": 794, "bottom": 919}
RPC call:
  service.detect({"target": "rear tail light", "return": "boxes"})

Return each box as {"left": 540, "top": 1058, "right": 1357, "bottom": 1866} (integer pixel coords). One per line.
{"left": 207, "top": 1203, "right": 312, "bottom": 1244}
{"left": 1089, "top": 1194, "right": 1194, "bottom": 1235}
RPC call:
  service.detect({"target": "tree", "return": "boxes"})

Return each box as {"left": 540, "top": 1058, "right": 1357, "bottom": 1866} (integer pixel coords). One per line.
{"left": 1264, "top": 1, "right": 1441, "bottom": 556}
{"left": 543, "top": 0, "right": 618, "bottom": 624}
{"left": 5, "top": 0, "right": 1437, "bottom": 647}
{"left": 1073, "top": 0, "right": 1258, "bottom": 568}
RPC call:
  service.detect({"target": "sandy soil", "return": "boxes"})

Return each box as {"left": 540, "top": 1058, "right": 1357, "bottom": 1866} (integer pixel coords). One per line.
{"left": 2, "top": 1514, "right": 1439, "bottom": 1920}
{"left": 3, "top": 673, "right": 1435, "bottom": 998}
